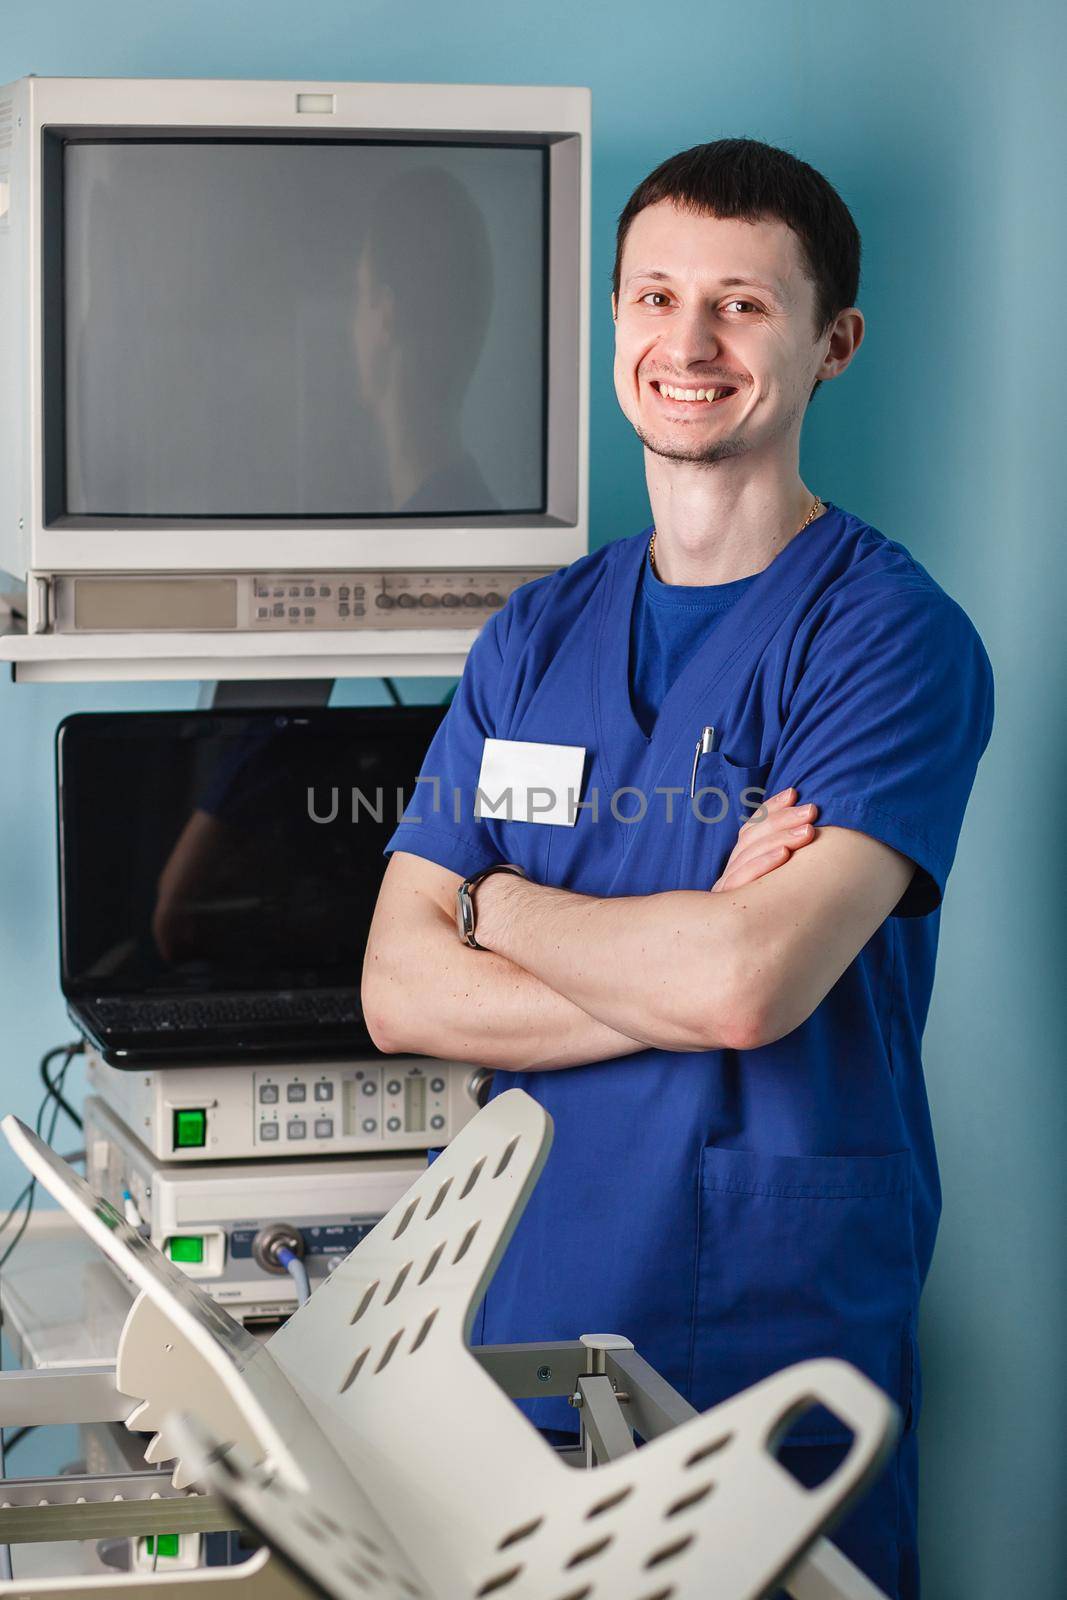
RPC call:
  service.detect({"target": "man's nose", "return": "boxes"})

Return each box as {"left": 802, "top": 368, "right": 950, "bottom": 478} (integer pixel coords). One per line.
{"left": 661, "top": 304, "right": 723, "bottom": 366}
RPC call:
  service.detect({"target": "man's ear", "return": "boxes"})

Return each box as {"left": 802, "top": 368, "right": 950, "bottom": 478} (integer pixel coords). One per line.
{"left": 611, "top": 291, "right": 617, "bottom": 323}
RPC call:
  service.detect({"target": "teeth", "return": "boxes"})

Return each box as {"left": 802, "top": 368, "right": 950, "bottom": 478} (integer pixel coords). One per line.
{"left": 659, "top": 384, "right": 731, "bottom": 403}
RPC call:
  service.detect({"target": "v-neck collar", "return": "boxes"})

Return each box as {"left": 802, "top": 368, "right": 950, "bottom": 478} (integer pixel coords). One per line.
{"left": 593, "top": 502, "right": 846, "bottom": 795}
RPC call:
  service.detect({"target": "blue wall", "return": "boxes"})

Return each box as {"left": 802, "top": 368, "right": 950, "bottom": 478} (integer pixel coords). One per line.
{"left": 1, "top": 2, "right": 1063, "bottom": 1590}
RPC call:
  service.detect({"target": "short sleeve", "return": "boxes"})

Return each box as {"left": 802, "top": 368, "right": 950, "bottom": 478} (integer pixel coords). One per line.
{"left": 382, "top": 607, "right": 508, "bottom": 879}
{"left": 765, "top": 586, "right": 995, "bottom": 917}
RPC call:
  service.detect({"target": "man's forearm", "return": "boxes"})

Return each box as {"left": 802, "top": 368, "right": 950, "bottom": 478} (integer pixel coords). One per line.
{"left": 362, "top": 891, "right": 652, "bottom": 1072}
{"left": 472, "top": 873, "right": 743, "bottom": 1052}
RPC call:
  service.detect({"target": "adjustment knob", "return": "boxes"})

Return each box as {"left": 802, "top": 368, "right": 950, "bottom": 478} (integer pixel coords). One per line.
{"left": 466, "top": 1068, "right": 494, "bottom": 1108}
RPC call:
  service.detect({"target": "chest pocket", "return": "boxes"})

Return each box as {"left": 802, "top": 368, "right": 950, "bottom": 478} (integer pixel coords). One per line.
{"left": 675, "top": 751, "right": 774, "bottom": 890}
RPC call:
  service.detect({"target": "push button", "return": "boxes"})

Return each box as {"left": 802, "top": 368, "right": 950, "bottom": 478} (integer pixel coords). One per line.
{"left": 167, "top": 1236, "right": 205, "bottom": 1264}
{"left": 173, "top": 1109, "right": 206, "bottom": 1149}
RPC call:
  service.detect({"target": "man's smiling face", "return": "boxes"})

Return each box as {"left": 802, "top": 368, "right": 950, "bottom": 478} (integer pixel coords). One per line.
{"left": 612, "top": 200, "right": 829, "bottom": 465}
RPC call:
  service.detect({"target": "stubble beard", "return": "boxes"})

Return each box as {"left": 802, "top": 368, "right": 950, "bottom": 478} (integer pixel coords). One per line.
{"left": 632, "top": 420, "right": 750, "bottom": 465}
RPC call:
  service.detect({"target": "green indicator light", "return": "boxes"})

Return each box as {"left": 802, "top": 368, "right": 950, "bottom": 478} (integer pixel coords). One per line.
{"left": 144, "top": 1534, "right": 180, "bottom": 1559}
{"left": 167, "top": 1236, "right": 205, "bottom": 1265}
{"left": 173, "top": 1109, "right": 206, "bottom": 1148}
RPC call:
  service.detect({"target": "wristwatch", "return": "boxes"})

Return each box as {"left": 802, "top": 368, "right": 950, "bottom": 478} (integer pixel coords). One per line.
{"left": 456, "top": 862, "right": 527, "bottom": 949}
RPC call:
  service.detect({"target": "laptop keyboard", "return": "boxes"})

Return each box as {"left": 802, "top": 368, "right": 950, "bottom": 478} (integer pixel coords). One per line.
{"left": 88, "top": 991, "right": 363, "bottom": 1034}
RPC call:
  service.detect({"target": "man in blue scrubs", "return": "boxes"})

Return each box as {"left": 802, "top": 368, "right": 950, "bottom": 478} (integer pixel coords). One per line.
{"left": 363, "top": 138, "right": 994, "bottom": 1598}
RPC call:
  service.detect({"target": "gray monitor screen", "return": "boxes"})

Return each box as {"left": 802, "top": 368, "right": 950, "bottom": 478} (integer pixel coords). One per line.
{"left": 62, "top": 140, "right": 547, "bottom": 518}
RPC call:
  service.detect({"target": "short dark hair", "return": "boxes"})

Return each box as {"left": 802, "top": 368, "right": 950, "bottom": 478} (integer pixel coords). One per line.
{"left": 612, "top": 138, "right": 861, "bottom": 400}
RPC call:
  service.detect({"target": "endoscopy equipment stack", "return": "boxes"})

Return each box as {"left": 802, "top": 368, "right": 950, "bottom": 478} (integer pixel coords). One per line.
{"left": 0, "top": 71, "right": 592, "bottom": 1584}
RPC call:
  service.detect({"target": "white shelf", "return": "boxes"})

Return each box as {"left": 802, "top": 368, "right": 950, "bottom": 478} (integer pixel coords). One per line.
{"left": 0, "top": 626, "right": 477, "bottom": 683}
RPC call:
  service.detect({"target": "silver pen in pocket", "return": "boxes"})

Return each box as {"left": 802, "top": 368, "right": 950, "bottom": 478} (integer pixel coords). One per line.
{"left": 690, "top": 725, "right": 717, "bottom": 797}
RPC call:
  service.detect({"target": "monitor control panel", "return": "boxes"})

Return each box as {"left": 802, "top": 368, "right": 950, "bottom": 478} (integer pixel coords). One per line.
{"left": 51, "top": 569, "right": 552, "bottom": 634}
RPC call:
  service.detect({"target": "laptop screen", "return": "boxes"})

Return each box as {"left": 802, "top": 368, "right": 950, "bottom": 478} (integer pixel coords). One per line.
{"left": 56, "top": 706, "right": 447, "bottom": 1000}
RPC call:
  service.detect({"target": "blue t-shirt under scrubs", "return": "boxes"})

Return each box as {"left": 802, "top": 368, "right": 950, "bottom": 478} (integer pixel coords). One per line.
{"left": 629, "top": 545, "right": 757, "bottom": 736}
{"left": 383, "top": 502, "right": 995, "bottom": 1598}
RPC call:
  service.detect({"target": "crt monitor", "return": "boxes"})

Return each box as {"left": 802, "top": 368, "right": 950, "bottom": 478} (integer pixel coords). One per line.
{"left": 0, "top": 78, "right": 590, "bottom": 616}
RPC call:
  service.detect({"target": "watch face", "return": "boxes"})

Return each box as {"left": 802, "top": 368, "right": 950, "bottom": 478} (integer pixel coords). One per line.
{"left": 457, "top": 884, "right": 475, "bottom": 943}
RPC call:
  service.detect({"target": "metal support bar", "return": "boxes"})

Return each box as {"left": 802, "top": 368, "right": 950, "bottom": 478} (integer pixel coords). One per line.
{"left": 0, "top": 1367, "right": 130, "bottom": 1425}
{"left": 0, "top": 1473, "right": 236, "bottom": 1545}
{"left": 471, "top": 1340, "right": 588, "bottom": 1399}
{"left": 575, "top": 1374, "right": 635, "bottom": 1464}
{"left": 782, "top": 1536, "right": 892, "bottom": 1600}
{"left": 201, "top": 679, "right": 334, "bottom": 709}
{"left": 604, "top": 1345, "right": 699, "bottom": 1441}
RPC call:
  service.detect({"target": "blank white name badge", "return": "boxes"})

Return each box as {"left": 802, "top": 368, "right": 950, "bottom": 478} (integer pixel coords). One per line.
{"left": 475, "top": 738, "right": 587, "bottom": 827}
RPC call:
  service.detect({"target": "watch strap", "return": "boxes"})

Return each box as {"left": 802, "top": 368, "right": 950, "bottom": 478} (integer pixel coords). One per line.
{"left": 456, "top": 862, "right": 527, "bottom": 949}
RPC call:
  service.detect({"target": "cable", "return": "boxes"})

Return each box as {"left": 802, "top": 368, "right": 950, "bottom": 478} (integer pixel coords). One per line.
{"left": 0, "top": 1427, "right": 33, "bottom": 1455}
{"left": 0, "top": 1046, "right": 77, "bottom": 1275}
{"left": 276, "top": 1247, "right": 310, "bottom": 1307}
{"left": 0, "top": 1180, "right": 33, "bottom": 1245}
{"left": 39, "top": 1041, "right": 84, "bottom": 1132}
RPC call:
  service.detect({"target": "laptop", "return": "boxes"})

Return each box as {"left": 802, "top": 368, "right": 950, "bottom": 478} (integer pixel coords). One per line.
{"left": 56, "top": 705, "right": 447, "bottom": 1068}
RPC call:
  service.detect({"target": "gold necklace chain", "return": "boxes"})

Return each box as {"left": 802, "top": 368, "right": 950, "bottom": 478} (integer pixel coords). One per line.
{"left": 648, "top": 494, "right": 823, "bottom": 579}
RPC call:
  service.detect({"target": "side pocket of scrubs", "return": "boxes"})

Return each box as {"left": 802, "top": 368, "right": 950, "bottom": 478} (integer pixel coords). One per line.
{"left": 675, "top": 753, "right": 774, "bottom": 890}
{"left": 690, "top": 1146, "right": 918, "bottom": 1442}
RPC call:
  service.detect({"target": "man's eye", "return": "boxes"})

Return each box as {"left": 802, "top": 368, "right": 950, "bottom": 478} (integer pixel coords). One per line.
{"left": 637, "top": 292, "right": 761, "bottom": 313}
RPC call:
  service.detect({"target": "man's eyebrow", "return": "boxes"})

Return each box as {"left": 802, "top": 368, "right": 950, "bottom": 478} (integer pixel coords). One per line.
{"left": 624, "top": 268, "right": 787, "bottom": 300}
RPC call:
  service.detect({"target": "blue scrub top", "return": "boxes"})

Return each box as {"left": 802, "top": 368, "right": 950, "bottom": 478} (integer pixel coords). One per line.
{"left": 383, "top": 501, "right": 995, "bottom": 1449}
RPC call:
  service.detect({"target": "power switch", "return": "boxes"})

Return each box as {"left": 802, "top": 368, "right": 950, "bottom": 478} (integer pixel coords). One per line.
{"left": 173, "top": 1109, "right": 206, "bottom": 1149}
{"left": 167, "top": 1236, "right": 205, "bottom": 1264}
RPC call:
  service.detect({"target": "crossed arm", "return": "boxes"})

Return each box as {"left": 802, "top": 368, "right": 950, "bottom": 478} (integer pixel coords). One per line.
{"left": 360, "top": 793, "right": 915, "bottom": 1069}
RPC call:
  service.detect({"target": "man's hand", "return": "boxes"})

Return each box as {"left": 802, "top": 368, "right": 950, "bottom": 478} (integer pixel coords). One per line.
{"left": 711, "top": 788, "right": 819, "bottom": 893}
